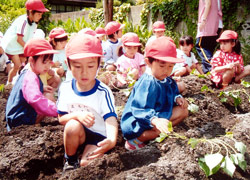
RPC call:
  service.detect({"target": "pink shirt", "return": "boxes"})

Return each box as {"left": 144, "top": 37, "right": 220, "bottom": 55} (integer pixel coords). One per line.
{"left": 116, "top": 52, "right": 145, "bottom": 77}
{"left": 22, "top": 70, "right": 57, "bottom": 116}
{"left": 196, "top": 0, "right": 223, "bottom": 38}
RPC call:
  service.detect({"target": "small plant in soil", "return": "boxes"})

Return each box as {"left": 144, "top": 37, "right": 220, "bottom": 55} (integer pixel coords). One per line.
{"left": 0, "top": 84, "right": 5, "bottom": 94}
{"left": 201, "top": 85, "right": 214, "bottom": 93}
{"left": 155, "top": 124, "right": 247, "bottom": 177}
{"left": 191, "top": 69, "right": 210, "bottom": 79}
{"left": 187, "top": 98, "right": 199, "bottom": 113}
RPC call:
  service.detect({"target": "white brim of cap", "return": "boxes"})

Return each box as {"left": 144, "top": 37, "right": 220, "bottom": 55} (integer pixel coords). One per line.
{"left": 55, "top": 33, "right": 68, "bottom": 39}
{"left": 153, "top": 28, "right": 166, "bottom": 32}
{"left": 119, "top": 24, "right": 125, "bottom": 30}
{"left": 68, "top": 53, "right": 102, "bottom": 60}
{"left": 150, "top": 56, "right": 185, "bottom": 63}
{"left": 96, "top": 34, "right": 106, "bottom": 37}
{"left": 124, "top": 42, "right": 141, "bottom": 46}
{"left": 36, "top": 49, "right": 59, "bottom": 56}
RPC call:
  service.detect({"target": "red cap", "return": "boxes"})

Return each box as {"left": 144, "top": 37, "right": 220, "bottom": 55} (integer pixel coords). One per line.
{"left": 122, "top": 32, "right": 141, "bottom": 46}
{"left": 24, "top": 38, "right": 58, "bottom": 57}
{"left": 153, "top": 21, "right": 166, "bottom": 32}
{"left": 49, "top": 28, "right": 67, "bottom": 40}
{"left": 105, "top": 21, "right": 125, "bottom": 35}
{"left": 145, "top": 36, "right": 184, "bottom": 63}
{"left": 66, "top": 33, "right": 102, "bottom": 60}
{"left": 78, "top": 28, "right": 96, "bottom": 36}
{"left": 25, "top": 0, "right": 49, "bottom": 12}
{"left": 95, "top": 27, "right": 106, "bottom": 37}
{"left": 216, "top": 30, "right": 238, "bottom": 42}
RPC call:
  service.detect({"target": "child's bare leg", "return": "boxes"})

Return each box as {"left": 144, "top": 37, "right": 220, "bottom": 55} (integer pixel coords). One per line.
{"left": 64, "top": 120, "right": 85, "bottom": 157}
{"left": 80, "top": 144, "right": 100, "bottom": 166}
{"left": 137, "top": 127, "right": 160, "bottom": 143}
{"left": 35, "top": 115, "right": 45, "bottom": 124}
{"left": 177, "top": 81, "right": 186, "bottom": 94}
{"left": 169, "top": 105, "right": 188, "bottom": 126}
{"left": 174, "top": 67, "right": 186, "bottom": 77}
{"left": 235, "top": 65, "right": 250, "bottom": 82}
{"left": 7, "top": 55, "right": 22, "bottom": 83}
{"left": 196, "top": 64, "right": 204, "bottom": 74}
{"left": 222, "top": 69, "right": 234, "bottom": 87}
{"left": 47, "top": 74, "right": 61, "bottom": 89}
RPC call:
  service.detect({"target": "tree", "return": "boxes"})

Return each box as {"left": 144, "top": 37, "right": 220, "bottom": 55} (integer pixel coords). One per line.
{"left": 103, "top": 0, "right": 113, "bottom": 25}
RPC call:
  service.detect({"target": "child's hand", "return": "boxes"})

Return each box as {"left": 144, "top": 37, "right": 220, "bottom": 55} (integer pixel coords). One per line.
{"left": 86, "top": 139, "right": 114, "bottom": 160}
{"left": 43, "top": 85, "right": 54, "bottom": 93}
{"left": 53, "top": 61, "right": 61, "bottom": 68}
{"left": 176, "top": 97, "right": 188, "bottom": 108}
{"left": 226, "top": 63, "right": 235, "bottom": 69}
{"left": 48, "top": 69, "right": 55, "bottom": 76}
{"left": 77, "top": 111, "right": 95, "bottom": 128}
{"left": 151, "top": 118, "right": 170, "bottom": 134}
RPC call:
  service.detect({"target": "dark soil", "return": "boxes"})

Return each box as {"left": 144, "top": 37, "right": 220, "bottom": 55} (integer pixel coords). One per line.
{"left": 0, "top": 72, "right": 249, "bottom": 180}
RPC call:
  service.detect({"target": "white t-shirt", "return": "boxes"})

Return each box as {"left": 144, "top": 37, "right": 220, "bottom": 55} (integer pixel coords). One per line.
{"left": 1, "top": 14, "right": 37, "bottom": 55}
{"left": 103, "top": 39, "right": 122, "bottom": 65}
{"left": 53, "top": 49, "right": 67, "bottom": 70}
{"left": 177, "top": 49, "right": 198, "bottom": 67}
{"left": 57, "top": 79, "right": 117, "bottom": 137}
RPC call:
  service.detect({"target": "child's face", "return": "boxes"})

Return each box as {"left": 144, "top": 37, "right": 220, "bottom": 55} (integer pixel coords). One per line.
{"left": 70, "top": 57, "right": 99, "bottom": 91}
{"left": 148, "top": 59, "right": 175, "bottom": 80}
{"left": 29, "top": 11, "right": 43, "bottom": 23}
{"left": 154, "top": 30, "right": 165, "bottom": 38}
{"left": 180, "top": 43, "right": 193, "bottom": 56}
{"left": 220, "top": 41, "right": 235, "bottom": 53}
{"left": 30, "top": 55, "right": 52, "bottom": 75}
{"left": 124, "top": 45, "right": 138, "bottom": 59}
{"left": 117, "top": 29, "right": 123, "bottom": 38}
{"left": 54, "top": 40, "right": 67, "bottom": 50}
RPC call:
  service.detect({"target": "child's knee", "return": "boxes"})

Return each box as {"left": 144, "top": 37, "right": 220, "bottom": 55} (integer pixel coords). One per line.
{"left": 64, "top": 120, "right": 83, "bottom": 136}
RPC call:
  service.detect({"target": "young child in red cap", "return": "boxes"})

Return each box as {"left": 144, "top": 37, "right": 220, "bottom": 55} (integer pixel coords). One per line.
{"left": 210, "top": 30, "right": 247, "bottom": 89}
{"left": 1, "top": 0, "right": 49, "bottom": 86}
{"left": 57, "top": 33, "right": 118, "bottom": 171}
{"left": 115, "top": 32, "right": 146, "bottom": 87}
{"left": 121, "top": 36, "right": 189, "bottom": 150}
{"left": 103, "top": 21, "right": 125, "bottom": 71}
{"left": 49, "top": 27, "right": 68, "bottom": 78}
{"left": 5, "top": 38, "right": 58, "bottom": 131}
{"left": 146, "top": 21, "right": 166, "bottom": 46}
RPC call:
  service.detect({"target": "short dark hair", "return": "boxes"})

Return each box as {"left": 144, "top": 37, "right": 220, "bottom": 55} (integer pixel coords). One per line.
{"left": 67, "top": 57, "right": 101, "bottom": 70}
{"left": 107, "top": 30, "right": 120, "bottom": 39}
{"left": 50, "top": 36, "right": 68, "bottom": 49}
{"left": 179, "top": 36, "right": 193, "bottom": 46}
{"left": 147, "top": 57, "right": 156, "bottom": 64}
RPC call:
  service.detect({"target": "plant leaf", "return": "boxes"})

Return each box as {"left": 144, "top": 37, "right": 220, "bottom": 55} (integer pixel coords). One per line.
{"left": 168, "top": 121, "right": 173, "bottom": 132}
{"left": 188, "top": 104, "right": 199, "bottom": 113}
{"left": 155, "top": 133, "right": 168, "bottom": 143}
{"left": 235, "top": 142, "right": 246, "bottom": 154}
{"left": 201, "top": 85, "right": 208, "bottom": 92}
{"left": 198, "top": 158, "right": 210, "bottom": 177}
{"left": 241, "top": 80, "right": 250, "bottom": 88}
{"left": 230, "top": 154, "right": 239, "bottom": 165}
{"left": 205, "top": 153, "right": 224, "bottom": 171}
{"left": 222, "top": 156, "right": 236, "bottom": 177}
{"left": 235, "top": 153, "right": 247, "bottom": 171}
{"left": 188, "top": 138, "right": 199, "bottom": 149}
{"left": 220, "top": 97, "right": 228, "bottom": 103}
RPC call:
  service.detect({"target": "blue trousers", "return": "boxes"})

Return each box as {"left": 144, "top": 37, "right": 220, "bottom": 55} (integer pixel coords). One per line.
{"left": 195, "top": 29, "right": 222, "bottom": 73}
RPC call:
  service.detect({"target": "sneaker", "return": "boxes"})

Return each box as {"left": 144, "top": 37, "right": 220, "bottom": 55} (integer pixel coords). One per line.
{"left": 125, "top": 140, "right": 145, "bottom": 151}
{"left": 63, "top": 160, "right": 80, "bottom": 172}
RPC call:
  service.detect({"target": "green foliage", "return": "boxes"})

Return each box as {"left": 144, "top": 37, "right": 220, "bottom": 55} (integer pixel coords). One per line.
{"left": 0, "top": 84, "right": 5, "bottom": 94}
{"left": 188, "top": 134, "right": 247, "bottom": 177}
{"left": 201, "top": 85, "right": 214, "bottom": 93}
{"left": 113, "top": 3, "right": 131, "bottom": 22}
{"left": 88, "top": 7, "right": 104, "bottom": 27}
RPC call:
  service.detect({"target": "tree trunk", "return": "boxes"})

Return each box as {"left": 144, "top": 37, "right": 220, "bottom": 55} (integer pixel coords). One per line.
{"left": 103, "top": 0, "right": 113, "bottom": 25}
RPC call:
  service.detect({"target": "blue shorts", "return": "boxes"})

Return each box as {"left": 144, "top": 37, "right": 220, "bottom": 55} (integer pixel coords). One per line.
{"left": 82, "top": 126, "right": 106, "bottom": 146}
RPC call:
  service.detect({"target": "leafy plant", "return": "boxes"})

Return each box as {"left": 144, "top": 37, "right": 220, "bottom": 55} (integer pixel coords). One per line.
{"left": 188, "top": 132, "right": 247, "bottom": 177}
{"left": 201, "top": 85, "right": 214, "bottom": 93}
{"left": 187, "top": 98, "right": 199, "bottom": 113}
{"left": 0, "top": 84, "right": 5, "bottom": 94}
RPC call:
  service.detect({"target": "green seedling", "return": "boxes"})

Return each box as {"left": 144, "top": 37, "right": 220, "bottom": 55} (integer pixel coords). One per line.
{"left": 188, "top": 103, "right": 199, "bottom": 113}
{"left": 201, "top": 85, "right": 214, "bottom": 93}
{"left": 0, "top": 84, "right": 5, "bottom": 94}
{"left": 188, "top": 132, "right": 247, "bottom": 177}
{"left": 241, "top": 80, "right": 250, "bottom": 88}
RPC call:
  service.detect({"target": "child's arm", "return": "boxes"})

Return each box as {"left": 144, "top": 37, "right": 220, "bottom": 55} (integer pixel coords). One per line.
{"left": 17, "top": 34, "right": 25, "bottom": 47}
{"left": 58, "top": 111, "right": 95, "bottom": 127}
{"left": 22, "top": 71, "right": 57, "bottom": 117}
{"left": 86, "top": 116, "right": 118, "bottom": 159}
{"left": 213, "top": 63, "right": 235, "bottom": 73}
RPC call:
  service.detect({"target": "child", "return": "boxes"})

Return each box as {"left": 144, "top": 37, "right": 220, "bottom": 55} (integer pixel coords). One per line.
{"left": 5, "top": 38, "right": 58, "bottom": 131}
{"left": 103, "top": 21, "right": 125, "bottom": 71}
{"left": 49, "top": 27, "right": 68, "bottom": 77}
{"left": 57, "top": 33, "right": 118, "bottom": 171}
{"left": 116, "top": 32, "right": 146, "bottom": 87}
{"left": 121, "top": 36, "right": 189, "bottom": 150}
{"left": 95, "top": 27, "right": 106, "bottom": 42}
{"left": 210, "top": 30, "right": 244, "bottom": 89}
{"left": 172, "top": 36, "right": 204, "bottom": 76}
{"left": 1, "top": 0, "right": 49, "bottom": 85}
{"left": 0, "top": 32, "right": 11, "bottom": 75}
{"left": 146, "top": 21, "right": 166, "bottom": 46}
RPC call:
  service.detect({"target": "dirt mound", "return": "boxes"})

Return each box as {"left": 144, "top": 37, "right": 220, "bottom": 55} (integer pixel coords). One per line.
{"left": 0, "top": 73, "right": 249, "bottom": 179}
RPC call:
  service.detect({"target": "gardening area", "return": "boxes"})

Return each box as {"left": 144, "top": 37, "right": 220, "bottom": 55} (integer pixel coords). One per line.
{"left": 0, "top": 0, "right": 250, "bottom": 179}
